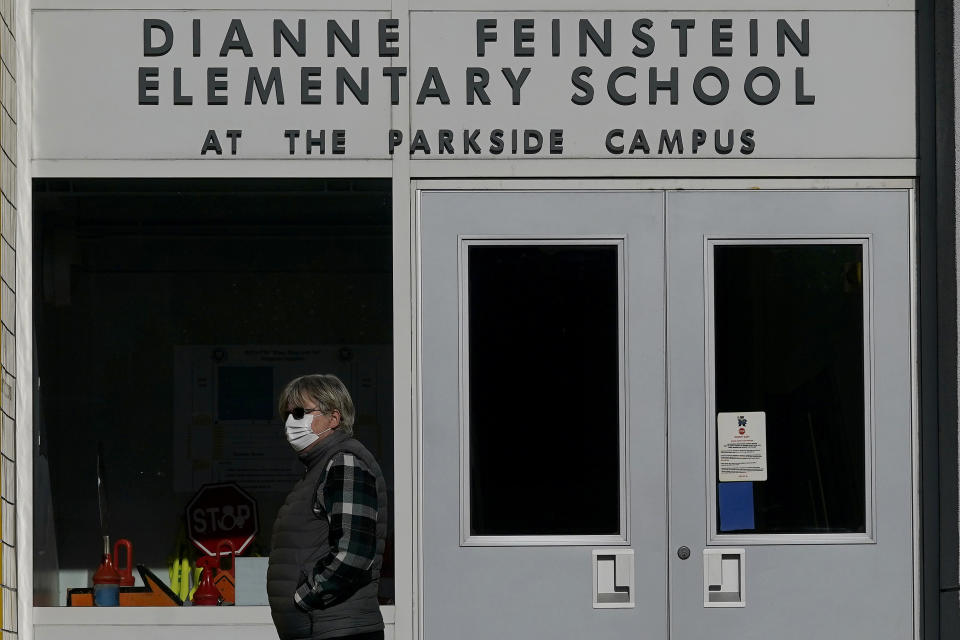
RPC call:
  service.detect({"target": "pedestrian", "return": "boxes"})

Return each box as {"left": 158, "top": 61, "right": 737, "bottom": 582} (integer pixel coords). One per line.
{"left": 268, "top": 374, "right": 388, "bottom": 640}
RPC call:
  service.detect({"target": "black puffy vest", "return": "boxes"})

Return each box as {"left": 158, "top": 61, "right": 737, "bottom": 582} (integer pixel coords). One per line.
{"left": 267, "top": 430, "right": 388, "bottom": 640}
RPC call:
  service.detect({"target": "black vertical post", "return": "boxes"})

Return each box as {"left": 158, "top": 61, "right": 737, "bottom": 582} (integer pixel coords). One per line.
{"left": 933, "top": 0, "right": 960, "bottom": 634}
{"left": 918, "top": 0, "right": 959, "bottom": 637}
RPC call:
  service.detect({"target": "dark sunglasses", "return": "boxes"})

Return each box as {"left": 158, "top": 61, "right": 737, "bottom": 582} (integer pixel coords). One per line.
{"left": 285, "top": 407, "right": 324, "bottom": 421}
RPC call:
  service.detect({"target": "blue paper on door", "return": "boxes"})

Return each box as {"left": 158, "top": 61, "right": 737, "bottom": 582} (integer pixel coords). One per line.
{"left": 718, "top": 482, "right": 755, "bottom": 532}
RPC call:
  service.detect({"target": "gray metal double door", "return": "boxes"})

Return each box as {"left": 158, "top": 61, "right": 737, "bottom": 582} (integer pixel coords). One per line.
{"left": 418, "top": 189, "right": 913, "bottom": 640}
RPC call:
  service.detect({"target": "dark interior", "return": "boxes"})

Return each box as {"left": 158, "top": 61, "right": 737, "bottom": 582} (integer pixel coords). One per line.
{"left": 714, "top": 243, "right": 866, "bottom": 534}
{"left": 32, "top": 178, "right": 394, "bottom": 604}
{"left": 468, "top": 244, "right": 621, "bottom": 536}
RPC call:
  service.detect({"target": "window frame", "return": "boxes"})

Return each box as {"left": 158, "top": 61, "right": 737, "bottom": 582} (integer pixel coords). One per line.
{"left": 457, "top": 237, "right": 630, "bottom": 547}
{"left": 704, "top": 236, "right": 877, "bottom": 546}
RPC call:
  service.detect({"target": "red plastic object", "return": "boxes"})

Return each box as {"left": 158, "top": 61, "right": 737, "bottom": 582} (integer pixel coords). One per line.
{"left": 113, "top": 539, "right": 134, "bottom": 587}
{"left": 216, "top": 540, "right": 236, "bottom": 581}
{"left": 192, "top": 557, "right": 221, "bottom": 606}
{"left": 93, "top": 553, "right": 121, "bottom": 585}
{"left": 213, "top": 539, "right": 237, "bottom": 604}
{"left": 92, "top": 552, "right": 121, "bottom": 606}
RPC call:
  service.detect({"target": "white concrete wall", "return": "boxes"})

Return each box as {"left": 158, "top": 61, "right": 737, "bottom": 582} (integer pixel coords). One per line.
{"left": 32, "top": 606, "right": 396, "bottom": 640}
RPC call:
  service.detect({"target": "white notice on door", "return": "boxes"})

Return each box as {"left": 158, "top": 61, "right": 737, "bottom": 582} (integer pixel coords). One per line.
{"left": 717, "top": 412, "right": 768, "bottom": 482}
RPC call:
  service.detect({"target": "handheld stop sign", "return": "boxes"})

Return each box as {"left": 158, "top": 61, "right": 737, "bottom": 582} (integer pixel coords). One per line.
{"left": 186, "top": 482, "right": 259, "bottom": 556}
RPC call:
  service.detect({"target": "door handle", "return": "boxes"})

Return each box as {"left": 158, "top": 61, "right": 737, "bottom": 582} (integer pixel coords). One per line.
{"left": 703, "top": 548, "right": 745, "bottom": 607}
{"left": 592, "top": 549, "right": 635, "bottom": 609}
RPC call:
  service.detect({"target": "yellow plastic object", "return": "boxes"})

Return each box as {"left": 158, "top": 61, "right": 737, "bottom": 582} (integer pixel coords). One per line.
{"left": 183, "top": 558, "right": 193, "bottom": 601}
{"left": 168, "top": 555, "right": 193, "bottom": 602}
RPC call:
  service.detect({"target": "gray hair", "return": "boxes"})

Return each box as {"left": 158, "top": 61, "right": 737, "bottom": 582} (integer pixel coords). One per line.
{"left": 278, "top": 374, "right": 356, "bottom": 436}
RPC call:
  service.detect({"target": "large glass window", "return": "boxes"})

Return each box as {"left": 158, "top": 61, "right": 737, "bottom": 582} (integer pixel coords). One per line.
{"left": 713, "top": 242, "right": 867, "bottom": 535}
{"left": 466, "top": 243, "right": 621, "bottom": 537}
{"left": 33, "top": 179, "right": 394, "bottom": 605}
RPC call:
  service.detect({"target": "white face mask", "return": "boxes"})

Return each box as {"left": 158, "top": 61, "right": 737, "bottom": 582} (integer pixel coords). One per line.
{"left": 284, "top": 413, "right": 335, "bottom": 452}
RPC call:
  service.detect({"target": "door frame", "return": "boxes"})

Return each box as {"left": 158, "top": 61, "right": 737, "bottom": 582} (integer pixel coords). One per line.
{"left": 410, "top": 179, "right": 918, "bottom": 640}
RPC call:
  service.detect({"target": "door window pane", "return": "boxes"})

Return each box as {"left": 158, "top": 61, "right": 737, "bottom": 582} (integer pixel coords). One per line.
{"left": 713, "top": 243, "right": 866, "bottom": 535}
{"left": 467, "top": 244, "right": 621, "bottom": 536}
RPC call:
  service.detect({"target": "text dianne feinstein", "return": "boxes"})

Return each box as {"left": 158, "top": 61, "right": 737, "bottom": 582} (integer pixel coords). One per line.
{"left": 140, "top": 16, "right": 814, "bottom": 108}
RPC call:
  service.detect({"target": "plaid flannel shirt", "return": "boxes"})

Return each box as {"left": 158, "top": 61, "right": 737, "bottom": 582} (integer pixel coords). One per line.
{"left": 294, "top": 452, "right": 380, "bottom": 611}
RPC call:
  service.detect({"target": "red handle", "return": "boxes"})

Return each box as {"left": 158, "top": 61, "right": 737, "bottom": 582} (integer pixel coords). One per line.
{"left": 113, "top": 539, "right": 134, "bottom": 587}
{"left": 216, "top": 539, "right": 236, "bottom": 578}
